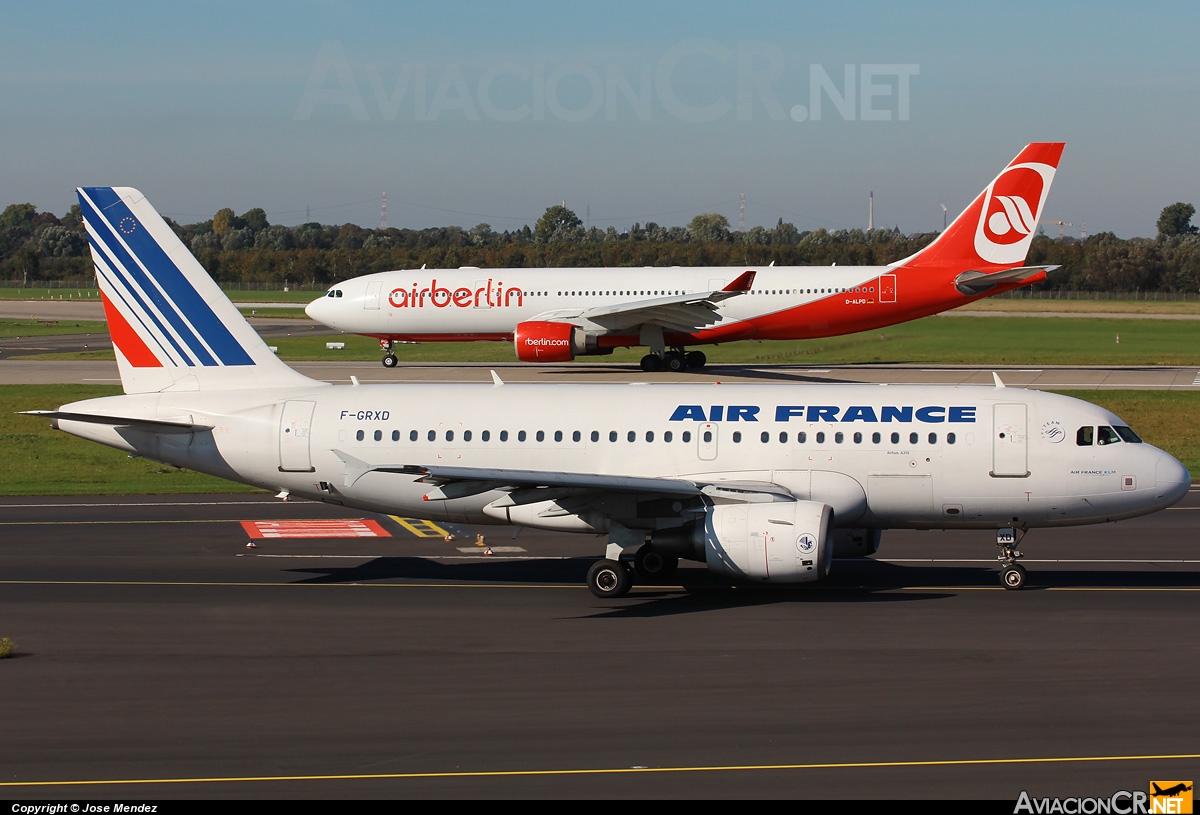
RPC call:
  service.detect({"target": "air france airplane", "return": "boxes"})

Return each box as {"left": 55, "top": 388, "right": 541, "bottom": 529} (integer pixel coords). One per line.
{"left": 31, "top": 185, "right": 1188, "bottom": 599}
{"left": 305, "top": 143, "right": 1065, "bottom": 371}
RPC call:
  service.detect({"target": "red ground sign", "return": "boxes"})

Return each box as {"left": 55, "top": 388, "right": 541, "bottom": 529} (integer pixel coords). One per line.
{"left": 241, "top": 519, "right": 391, "bottom": 539}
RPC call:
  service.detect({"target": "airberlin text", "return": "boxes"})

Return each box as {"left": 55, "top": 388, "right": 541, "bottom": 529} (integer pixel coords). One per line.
{"left": 1014, "top": 790, "right": 1149, "bottom": 814}
{"left": 668, "top": 405, "right": 978, "bottom": 423}
{"left": 389, "top": 279, "right": 523, "bottom": 309}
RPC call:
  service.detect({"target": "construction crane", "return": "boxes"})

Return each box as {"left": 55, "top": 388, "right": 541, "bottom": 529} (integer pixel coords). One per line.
{"left": 1041, "top": 220, "right": 1073, "bottom": 240}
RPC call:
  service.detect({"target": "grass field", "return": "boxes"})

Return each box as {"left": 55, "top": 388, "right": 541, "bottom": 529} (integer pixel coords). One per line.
{"left": 14, "top": 314, "right": 1200, "bottom": 365}
{"left": 0, "top": 319, "right": 108, "bottom": 338}
{"left": 2, "top": 384, "right": 1197, "bottom": 495}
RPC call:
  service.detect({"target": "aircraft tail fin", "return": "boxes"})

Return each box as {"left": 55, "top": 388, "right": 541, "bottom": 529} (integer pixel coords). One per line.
{"left": 77, "top": 187, "right": 317, "bottom": 394}
{"left": 900, "top": 142, "right": 1065, "bottom": 272}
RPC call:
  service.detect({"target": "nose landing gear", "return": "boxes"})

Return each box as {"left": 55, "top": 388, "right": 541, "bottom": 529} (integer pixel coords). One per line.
{"left": 996, "top": 527, "right": 1028, "bottom": 590}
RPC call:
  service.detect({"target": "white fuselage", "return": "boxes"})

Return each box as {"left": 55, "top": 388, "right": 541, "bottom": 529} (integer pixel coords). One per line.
{"left": 56, "top": 382, "right": 1189, "bottom": 534}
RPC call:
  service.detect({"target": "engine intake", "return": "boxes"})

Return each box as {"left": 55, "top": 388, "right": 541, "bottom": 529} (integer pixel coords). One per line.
{"left": 703, "top": 500, "right": 833, "bottom": 583}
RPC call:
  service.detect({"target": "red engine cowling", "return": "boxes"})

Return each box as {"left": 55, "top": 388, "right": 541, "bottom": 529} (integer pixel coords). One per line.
{"left": 514, "top": 321, "right": 579, "bottom": 362}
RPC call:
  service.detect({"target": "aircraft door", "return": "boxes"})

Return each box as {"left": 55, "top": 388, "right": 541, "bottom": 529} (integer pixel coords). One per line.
{"left": 992, "top": 403, "right": 1029, "bottom": 477}
{"left": 364, "top": 281, "right": 382, "bottom": 310}
{"left": 697, "top": 422, "right": 718, "bottom": 461}
{"left": 279, "top": 400, "right": 316, "bottom": 472}
{"left": 879, "top": 273, "right": 897, "bottom": 303}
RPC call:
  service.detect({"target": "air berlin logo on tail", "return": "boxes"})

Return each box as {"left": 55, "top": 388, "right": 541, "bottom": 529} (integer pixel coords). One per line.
{"left": 974, "top": 162, "right": 1056, "bottom": 264}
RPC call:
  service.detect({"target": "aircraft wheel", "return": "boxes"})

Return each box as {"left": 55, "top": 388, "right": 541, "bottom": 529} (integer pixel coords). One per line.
{"left": 640, "top": 354, "right": 662, "bottom": 373}
{"left": 665, "top": 353, "right": 686, "bottom": 372}
{"left": 1000, "top": 564, "right": 1027, "bottom": 590}
{"left": 686, "top": 351, "right": 707, "bottom": 369}
{"left": 634, "top": 545, "right": 679, "bottom": 582}
{"left": 587, "top": 558, "right": 632, "bottom": 599}
{"left": 382, "top": 354, "right": 398, "bottom": 368}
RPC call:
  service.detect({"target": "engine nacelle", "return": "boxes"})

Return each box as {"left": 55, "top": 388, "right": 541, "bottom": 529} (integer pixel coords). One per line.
{"left": 703, "top": 500, "right": 834, "bottom": 583}
{"left": 832, "top": 528, "right": 882, "bottom": 558}
{"left": 514, "top": 321, "right": 582, "bottom": 363}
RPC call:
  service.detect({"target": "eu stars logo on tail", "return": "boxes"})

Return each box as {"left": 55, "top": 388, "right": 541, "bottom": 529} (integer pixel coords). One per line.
{"left": 76, "top": 186, "right": 313, "bottom": 394}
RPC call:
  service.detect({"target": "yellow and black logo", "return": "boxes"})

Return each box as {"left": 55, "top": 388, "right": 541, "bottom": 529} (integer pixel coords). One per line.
{"left": 1150, "top": 782, "right": 1193, "bottom": 814}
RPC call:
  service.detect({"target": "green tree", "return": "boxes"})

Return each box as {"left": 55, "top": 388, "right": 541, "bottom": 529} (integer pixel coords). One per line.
{"left": 688, "top": 213, "right": 731, "bottom": 242}
{"left": 1157, "top": 202, "right": 1198, "bottom": 239}
{"left": 0, "top": 203, "right": 37, "bottom": 232}
{"left": 535, "top": 204, "right": 583, "bottom": 244}
{"left": 240, "top": 207, "right": 269, "bottom": 233}
{"left": 212, "top": 208, "right": 236, "bottom": 235}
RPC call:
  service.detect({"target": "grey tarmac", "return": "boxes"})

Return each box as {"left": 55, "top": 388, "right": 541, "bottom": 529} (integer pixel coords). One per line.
{"left": 1, "top": 492, "right": 1199, "bottom": 798}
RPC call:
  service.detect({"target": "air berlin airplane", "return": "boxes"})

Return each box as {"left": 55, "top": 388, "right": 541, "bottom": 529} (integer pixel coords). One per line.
{"left": 305, "top": 143, "right": 1064, "bottom": 371}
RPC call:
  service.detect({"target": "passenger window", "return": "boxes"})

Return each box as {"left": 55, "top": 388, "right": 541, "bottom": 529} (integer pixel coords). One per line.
{"left": 464, "top": 430, "right": 472, "bottom": 442}
{"left": 891, "top": 432, "right": 900, "bottom": 444}
{"left": 853, "top": 432, "right": 862, "bottom": 444}
{"left": 779, "top": 432, "right": 788, "bottom": 443}
{"left": 554, "top": 430, "right": 563, "bottom": 442}
{"left": 572, "top": 431, "right": 580, "bottom": 442}
{"left": 1076, "top": 426, "right": 1093, "bottom": 446}
{"left": 761, "top": 432, "right": 770, "bottom": 443}
{"left": 427, "top": 430, "right": 436, "bottom": 442}
{"left": 591, "top": 431, "right": 599, "bottom": 442}
{"left": 410, "top": 430, "right": 418, "bottom": 442}
{"left": 816, "top": 432, "right": 825, "bottom": 444}
{"left": 500, "top": 430, "right": 508, "bottom": 441}
{"left": 391, "top": 430, "right": 400, "bottom": 442}
{"left": 702, "top": 431, "right": 712, "bottom": 443}
{"left": 356, "top": 430, "right": 364, "bottom": 441}
{"left": 928, "top": 433, "right": 937, "bottom": 444}
{"left": 909, "top": 432, "right": 919, "bottom": 444}
{"left": 798, "top": 432, "right": 807, "bottom": 443}
{"left": 1098, "top": 426, "right": 1121, "bottom": 445}
{"left": 518, "top": 430, "right": 527, "bottom": 442}
{"left": 482, "top": 430, "right": 490, "bottom": 441}
{"left": 445, "top": 430, "right": 454, "bottom": 442}
{"left": 682, "top": 431, "right": 691, "bottom": 442}
{"left": 374, "top": 430, "right": 382, "bottom": 441}
{"left": 947, "top": 432, "right": 956, "bottom": 445}
{"left": 646, "top": 431, "right": 654, "bottom": 442}
{"left": 664, "top": 431, "right": 673, "bottom": 442}
{"left": 834, "top": 432, "right": 844, "bottom": 444}
{"left": 609, "top": 431, "right": 618, "bottom": 442}
{"left": 732, "top": 431, "right": 742, "bottom": 443}
{"left": 627, "top": 431, "right": 636, "bottom": 442}
{"left": 872, "top": 432, "right": 881, "bottom": 444}
{"left": 536, "top": 430, "right": 544, "bottom": 442}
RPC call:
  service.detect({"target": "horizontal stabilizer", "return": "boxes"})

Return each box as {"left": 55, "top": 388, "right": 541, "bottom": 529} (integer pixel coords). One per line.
{"left": 21, "top": 410, "right": 207, "bottom": 434}
{"left": 954, "top": 265, "right": 1058, "bottom": 295}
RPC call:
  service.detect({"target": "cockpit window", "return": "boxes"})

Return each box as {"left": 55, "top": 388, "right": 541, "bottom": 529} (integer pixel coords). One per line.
{"left": 1113, "top": 425, "right": 1143, "bottom": 443}
{"left": 1076, "top": 426, "right": 1093, "bottom": 446}
{"left": 326, "top": 289, "right": 343, "bottom": 298}
{"left": 1097, "top": 426, "right": 1121, "bottom": 445}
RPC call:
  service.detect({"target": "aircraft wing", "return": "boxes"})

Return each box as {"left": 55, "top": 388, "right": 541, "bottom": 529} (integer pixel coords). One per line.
{"left": 331, "top": 451, "right": 792, "bottom": 503}
{"left": 530, "top": 270, "right": 756, "bottom": 333}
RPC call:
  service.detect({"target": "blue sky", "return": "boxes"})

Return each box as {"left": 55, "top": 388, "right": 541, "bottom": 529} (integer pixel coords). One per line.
{"left": 2, "top": 1, "right": 1197, "bottom": 237}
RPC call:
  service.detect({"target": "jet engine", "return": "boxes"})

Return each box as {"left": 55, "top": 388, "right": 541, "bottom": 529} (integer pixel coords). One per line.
{"left": 703, "top": 500, "right": 834, "bottom": 583}
{"left": 514, "top": 321, "right": 583, "bottom": 362}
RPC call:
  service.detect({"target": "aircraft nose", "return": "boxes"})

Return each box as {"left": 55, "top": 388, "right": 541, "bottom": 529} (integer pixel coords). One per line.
{"left": 304, "top": 297, "right": 327, "bottom": 324}
{"left": 1155, "top": 452, "right": 1191, "bottom": 508}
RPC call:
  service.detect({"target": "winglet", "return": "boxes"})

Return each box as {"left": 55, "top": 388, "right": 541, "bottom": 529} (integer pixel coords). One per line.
{"left": 723, "top": 271, "right": 756, "bottom": 292}
{"left": 993, "top": 372, "right": 1006, "bottom": 388}
{"left": 490, "top": 370, "right": 504, "bottom": 387}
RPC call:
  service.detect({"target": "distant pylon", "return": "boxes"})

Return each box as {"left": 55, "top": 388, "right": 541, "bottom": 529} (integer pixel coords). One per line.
{"left": 1081, "top": 220, "right": 1087, "bottom": 240}
{"left": 381, "top": 190, "right": 387, "bottom": 230}
{"left": 868, "top": 191, "right": 874, "bottom": 231}
{"left": 739, "top": 191, "right": 746, "bottom": 233}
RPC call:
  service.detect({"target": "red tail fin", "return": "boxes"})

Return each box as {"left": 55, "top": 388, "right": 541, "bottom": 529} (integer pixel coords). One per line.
{"left": 903, "top": 143, "right": 1065, "bottom": 272}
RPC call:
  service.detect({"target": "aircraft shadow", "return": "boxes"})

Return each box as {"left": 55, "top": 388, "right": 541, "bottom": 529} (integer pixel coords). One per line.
{"left": 541, "top": 364, "right": 860, "bottom": 384}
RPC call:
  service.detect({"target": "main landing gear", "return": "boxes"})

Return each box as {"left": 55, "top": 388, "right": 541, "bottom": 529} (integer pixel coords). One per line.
{"left": 586, "top": 535, "right": 679, "bottom": 599}
{"left": 380, "top": 339, "right": 398, "bottom": 368}
{"left": 639, "top": 348, "right": 707, "bottom": 373}
{"left": 996, "top": 527, "right": 1028, "bottom": 590}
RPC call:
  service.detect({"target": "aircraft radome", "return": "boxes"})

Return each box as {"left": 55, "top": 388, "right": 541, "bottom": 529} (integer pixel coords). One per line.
{"left": 305, "top": 143, "right": 1065, "bottom": 371}
{"left": 27, "top": 184, "right": 1189, "bottom": 599}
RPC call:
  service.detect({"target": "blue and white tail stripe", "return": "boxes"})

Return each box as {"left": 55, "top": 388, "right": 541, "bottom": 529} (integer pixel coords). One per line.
{"left": 78, "top": 187, "right": 254, "bottom": 368}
